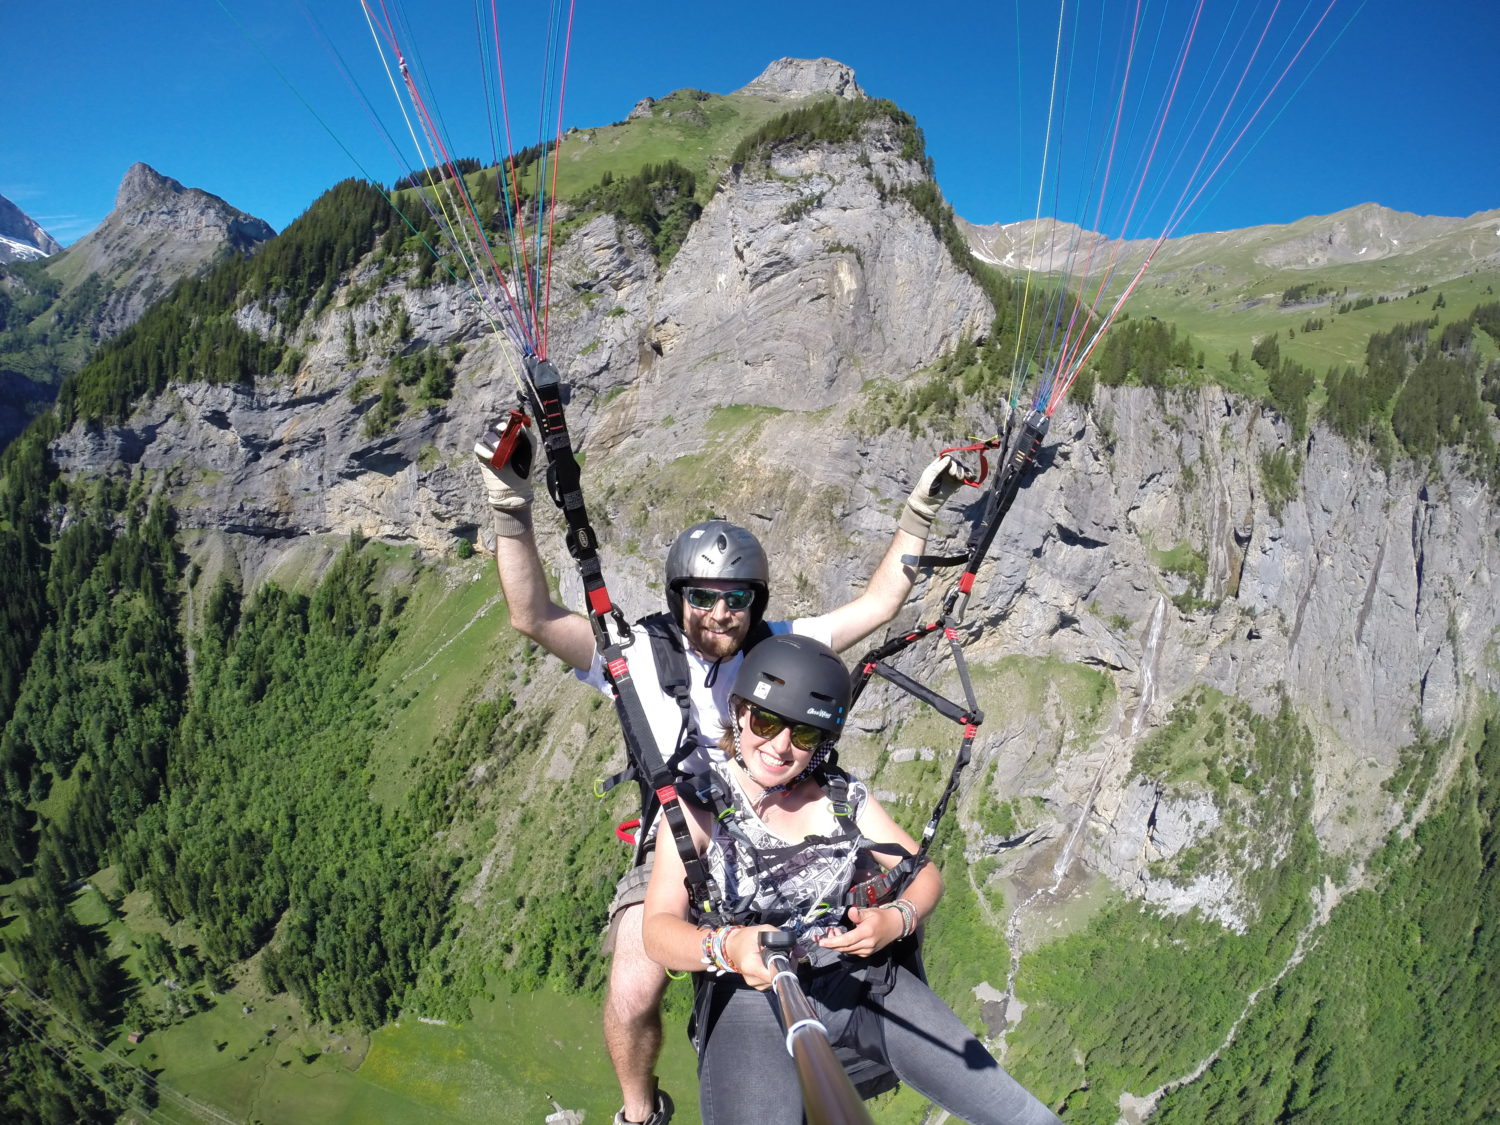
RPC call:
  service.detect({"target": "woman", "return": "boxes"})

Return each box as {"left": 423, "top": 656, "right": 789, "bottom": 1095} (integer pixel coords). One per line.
{"left": 642, "top": 634, "right": 1061, "bottom": 1125}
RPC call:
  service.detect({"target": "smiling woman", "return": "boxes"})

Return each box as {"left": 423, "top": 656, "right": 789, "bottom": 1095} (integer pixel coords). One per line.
{"left": 642, "top": 635, "right": 1062, "bottom": 1125}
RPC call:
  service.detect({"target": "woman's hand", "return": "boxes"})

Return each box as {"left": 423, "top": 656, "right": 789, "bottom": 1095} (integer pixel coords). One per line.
{"left": 815, "top": 905, "right": 903, "bottom": 959}
{"left": 727, "top": 924, "right": 783, "bottom": 990}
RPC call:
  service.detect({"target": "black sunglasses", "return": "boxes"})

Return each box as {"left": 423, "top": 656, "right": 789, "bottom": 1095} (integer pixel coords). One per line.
{"left": 681, "top": 586, "right": 756, "bottom": 611}
{"left": 745, "top": 704, "right": 825, "bottom": 751}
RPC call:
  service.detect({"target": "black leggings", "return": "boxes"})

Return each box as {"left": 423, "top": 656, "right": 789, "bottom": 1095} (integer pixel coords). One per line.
{"left": 696, "top": 964, "right": 1061, "bottom": 1125}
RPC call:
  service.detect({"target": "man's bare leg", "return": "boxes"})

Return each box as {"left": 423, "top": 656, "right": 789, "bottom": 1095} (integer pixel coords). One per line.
{"left": 605, "top": 902, "right": 670, "bottom": 1122}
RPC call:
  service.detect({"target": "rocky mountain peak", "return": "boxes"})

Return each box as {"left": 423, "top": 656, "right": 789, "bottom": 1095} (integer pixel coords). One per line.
{"left": 41, "top": 164, "right": 276, "bottom": 344}
{"left": 0, "top": 165, "right": 281, "bottom": 448}
{"left": 115, "top": 161, "right": 189, "bottom": 208}
{"left": 107, "top": 161, "right": 276, "bottom": 249}
{"left": 735, "top": 57, "right": 865, "bottom": 101}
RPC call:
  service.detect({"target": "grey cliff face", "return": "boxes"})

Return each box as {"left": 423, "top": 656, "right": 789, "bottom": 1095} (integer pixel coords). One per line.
{"left": 47, "top": 129, "right": 1500, "bottom": 931}
{"left": 953, "top": 386, "right": 1498, "bottom": 925}
{"left": 638, "top": 120, "right": 991, "bottom": 417}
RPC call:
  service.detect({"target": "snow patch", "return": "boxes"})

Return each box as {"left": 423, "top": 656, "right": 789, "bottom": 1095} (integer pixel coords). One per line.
{"left": 0, "top": 233, "right": 49, "bottom": 262}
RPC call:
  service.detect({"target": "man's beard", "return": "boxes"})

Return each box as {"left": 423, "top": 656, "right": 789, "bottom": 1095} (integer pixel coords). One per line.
{"left": 682, "top": 614, "right": 749, "bottom": 661}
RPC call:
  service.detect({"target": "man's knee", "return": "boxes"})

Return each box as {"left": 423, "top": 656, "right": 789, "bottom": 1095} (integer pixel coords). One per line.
{"left": 606, "top": 914, "right": 668, "bottom": 1018}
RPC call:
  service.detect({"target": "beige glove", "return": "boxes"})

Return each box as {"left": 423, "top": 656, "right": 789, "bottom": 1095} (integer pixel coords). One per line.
{"left": 474, "top": 415, "right": 535, "bottom": 537}
{"left": 898, "top": 453, "right": 967, "bottom": 537}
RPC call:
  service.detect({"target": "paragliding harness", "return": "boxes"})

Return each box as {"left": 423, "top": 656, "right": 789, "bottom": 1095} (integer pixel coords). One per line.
{"left": 506, "top": 354, "right": 723, "bottom": 919}
{"left": 851, "top": 409, "right": 1050, "bottom": 855}
{"left": 597, "top": 612, "right": 774, "bottom": 866}
{"left": 680, "top": 758, "right": 931, "bottom": 1100}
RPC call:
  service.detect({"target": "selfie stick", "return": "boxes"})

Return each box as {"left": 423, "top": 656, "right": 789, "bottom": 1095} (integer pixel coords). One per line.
{"left": 759, "top": 932, "right": 876, "bottom": 1125}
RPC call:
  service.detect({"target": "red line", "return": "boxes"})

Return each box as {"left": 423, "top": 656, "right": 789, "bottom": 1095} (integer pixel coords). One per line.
{"left": 367, "top": 1, "right": 535, "bottom": 342}
{"left": 542, "top": 0, "right": 578, "bottom": 358}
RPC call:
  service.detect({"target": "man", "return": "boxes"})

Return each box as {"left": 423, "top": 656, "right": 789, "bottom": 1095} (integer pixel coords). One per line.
{"left": 476, "top": 420, "right": 964, "bottom": 1125}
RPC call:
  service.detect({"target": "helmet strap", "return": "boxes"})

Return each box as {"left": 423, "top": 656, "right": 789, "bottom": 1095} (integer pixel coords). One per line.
{"left": 704, "top": 654, "right": 726, "bottom": 688}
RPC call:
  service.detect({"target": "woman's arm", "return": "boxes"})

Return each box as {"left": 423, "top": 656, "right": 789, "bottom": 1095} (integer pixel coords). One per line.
{"left": 642, "top": 828, "right": 710, "bottom": 973}
{"left": 642, "top": 815, "right": 782, "bottom": 989}
{"left": 816, "top": 788, "right": 945, "bottom": 959}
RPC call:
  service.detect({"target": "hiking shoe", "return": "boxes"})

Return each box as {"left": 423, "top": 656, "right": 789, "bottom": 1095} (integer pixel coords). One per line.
{"left": 612, "top": 1088, "right": 672, "bottom": 1125}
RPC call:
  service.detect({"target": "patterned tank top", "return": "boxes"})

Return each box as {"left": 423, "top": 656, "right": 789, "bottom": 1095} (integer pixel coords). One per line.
{"left": 702, "top": 763, "right": 876, "bottom": 961}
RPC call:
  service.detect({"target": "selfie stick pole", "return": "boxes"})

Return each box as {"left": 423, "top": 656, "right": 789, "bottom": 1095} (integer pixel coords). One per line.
{"left": 759, "top": 932, "right": 876, "bottom": 1125}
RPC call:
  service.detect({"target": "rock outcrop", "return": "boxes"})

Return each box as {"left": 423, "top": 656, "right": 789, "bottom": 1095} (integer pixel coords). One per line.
{"left": 735, "top": 57, "right": 865, "bottom": 101}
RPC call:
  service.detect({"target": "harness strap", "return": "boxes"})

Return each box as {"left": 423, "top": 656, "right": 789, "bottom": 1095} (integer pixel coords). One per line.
{"left": 684, "top": 765, "right": 921, "bottom": 925}
{"left": 900, "top": 551, "right": 971, "bottom": 569}
{"left": 522, "top": 355, "right": 716, "bottom": 911}
{"left": 640, "top": 612, "right": 696, "bottom": 774}
{"left": 945, "top": 410, "right": 1048, "bottom": 623}
{"left": 844, "top": 416, "right": 1050, "bottom": 862}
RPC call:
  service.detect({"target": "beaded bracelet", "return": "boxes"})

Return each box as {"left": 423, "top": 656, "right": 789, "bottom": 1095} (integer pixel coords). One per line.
{"left": 717, "top": 926, "right": 741, "bottom": 974}
{"left": 699, "top": 925, "right": 742, "bottom": 975}
{"left": 885, "top": 898, "right": 917, "bottom": 939}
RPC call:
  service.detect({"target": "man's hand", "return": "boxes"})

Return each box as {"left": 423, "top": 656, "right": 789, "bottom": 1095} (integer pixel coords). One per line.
{"left": 898, "top": 453, "right": 968, "bottom": 537}
{"left": 475, "top": 415, "right": 535, "bottom": 535}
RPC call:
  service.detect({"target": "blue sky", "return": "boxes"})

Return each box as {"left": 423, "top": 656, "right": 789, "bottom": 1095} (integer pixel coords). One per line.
{"left": 5, "top": 0, "right": 1497, "bottom": 248}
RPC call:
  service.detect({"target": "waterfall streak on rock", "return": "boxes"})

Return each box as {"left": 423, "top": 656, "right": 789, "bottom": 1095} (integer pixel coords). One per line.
{"left": 999, "top": 596, "right": 1168, "bottom": 1053}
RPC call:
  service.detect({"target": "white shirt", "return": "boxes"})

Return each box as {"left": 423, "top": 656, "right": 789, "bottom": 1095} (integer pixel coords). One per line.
{"left": 576, "top": 615, "right": 835, "bottom": 777}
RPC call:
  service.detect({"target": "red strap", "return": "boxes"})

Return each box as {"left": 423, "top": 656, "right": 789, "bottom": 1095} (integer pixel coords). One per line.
{"left": 485, "top": 410, "right": 532, "bottom": 469}
{"left": 938, "top": 441, "right": 996, "bottom": 487}
{"left": 615, "top": 818, "right": 640, "bottom": 845}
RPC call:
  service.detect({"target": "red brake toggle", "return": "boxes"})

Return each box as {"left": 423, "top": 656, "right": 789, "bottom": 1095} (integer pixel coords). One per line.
{"left": 938, "top": 441, "right": 993, "bottom": 488}
{"left": 485, "top": 409, "right": 532, "bottom": 470}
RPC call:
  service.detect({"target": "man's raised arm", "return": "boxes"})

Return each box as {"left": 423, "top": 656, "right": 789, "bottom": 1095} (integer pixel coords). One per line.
{"left": 476, "top": 420, "right": 597, "bottom": 671}
{"left": 822, "top": 453, "right": 967, "bottom": 654}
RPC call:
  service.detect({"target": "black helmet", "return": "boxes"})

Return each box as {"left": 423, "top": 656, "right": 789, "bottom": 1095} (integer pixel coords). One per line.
{"left": 731, "top": 634, "right": 850, "bottom": 736}
{"left": 665, "top": 519, "right": 770, "bottom": 625}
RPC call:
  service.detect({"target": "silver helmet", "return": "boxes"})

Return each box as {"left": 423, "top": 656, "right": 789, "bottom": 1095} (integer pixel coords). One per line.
{"left": 664, "top": 519, "right": 770, "bottom": 626}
